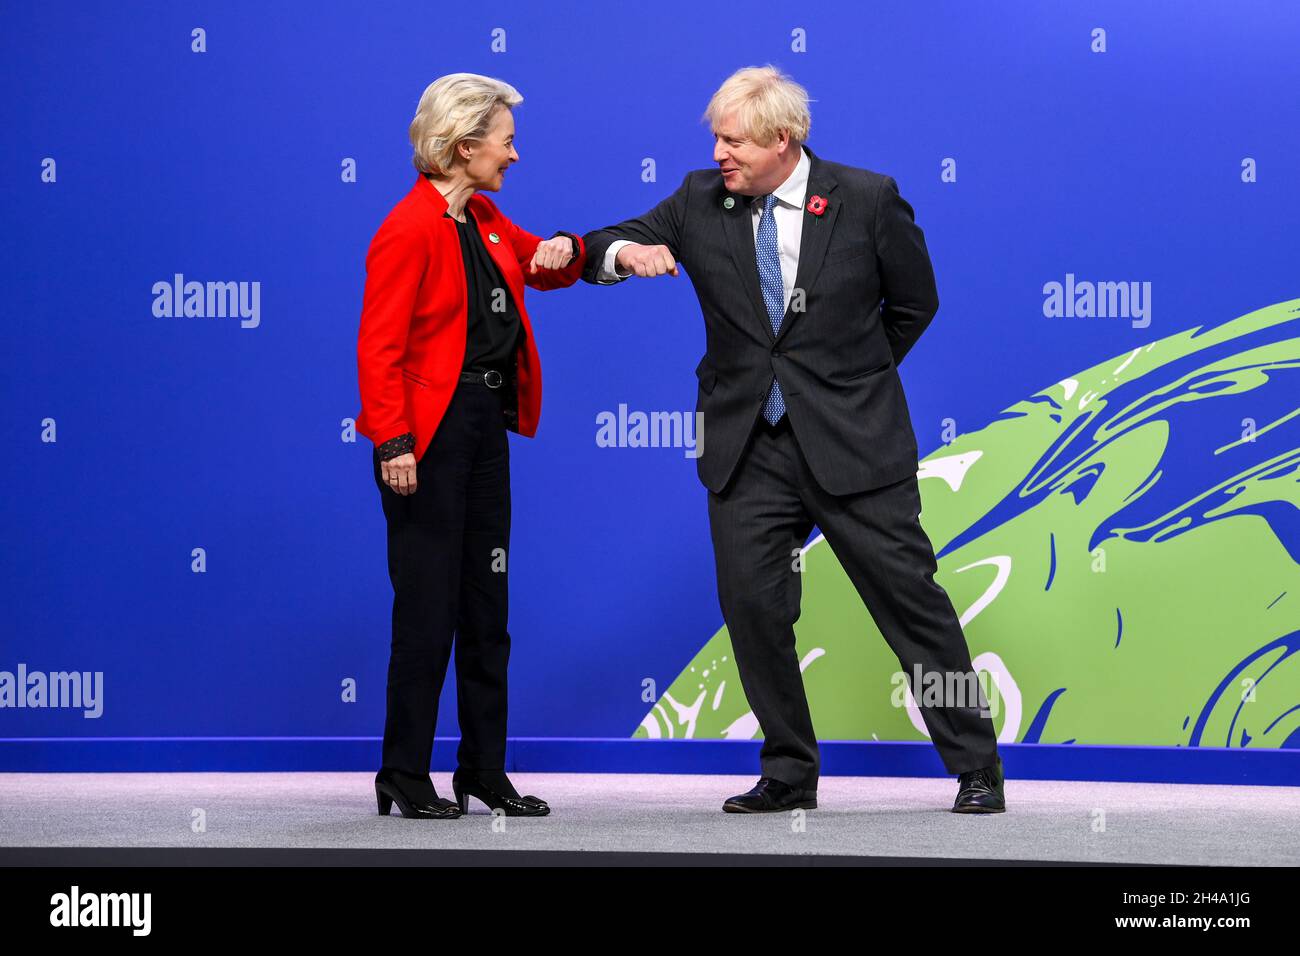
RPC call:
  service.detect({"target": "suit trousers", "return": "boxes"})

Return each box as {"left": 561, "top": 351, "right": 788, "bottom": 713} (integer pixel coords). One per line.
{"left": 707, "top": 416, "right": 999, "bottom": 788}
{"left": 372, "top": 382, "right": 511, "bottom": 775}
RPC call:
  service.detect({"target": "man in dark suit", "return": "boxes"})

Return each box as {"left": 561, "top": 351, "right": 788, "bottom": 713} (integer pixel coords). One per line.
{"left": 581, "top": 66, "right": 1005, "bottom": 813}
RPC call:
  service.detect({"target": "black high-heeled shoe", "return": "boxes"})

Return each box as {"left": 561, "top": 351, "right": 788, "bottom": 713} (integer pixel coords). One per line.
{"left": 452, "top": 768, "right": 550, "bottom": 816}
{"left": 374, "top": 767, "right": 462, "bottom": 819}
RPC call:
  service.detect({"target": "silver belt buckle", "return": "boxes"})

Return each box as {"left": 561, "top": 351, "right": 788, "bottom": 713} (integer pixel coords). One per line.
{"left": 483, "top": 369, "right": 504, "bottom": 389}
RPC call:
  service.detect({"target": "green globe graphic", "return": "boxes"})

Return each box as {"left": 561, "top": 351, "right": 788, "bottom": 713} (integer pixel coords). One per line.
{"left": 638, "top": 299, "right": 1300, "bottom": 749}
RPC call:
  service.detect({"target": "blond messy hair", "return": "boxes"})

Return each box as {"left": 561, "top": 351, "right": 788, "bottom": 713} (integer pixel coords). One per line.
{"left": 702, "top": 65, "right": 812, "bottom": 146}
{"left": 409, "top": 72, "right": 523, "bottom": 176}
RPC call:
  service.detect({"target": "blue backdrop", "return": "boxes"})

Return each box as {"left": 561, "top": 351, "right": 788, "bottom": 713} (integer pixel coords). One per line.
{"left": 3, "top": 1, "right": 1298, "bottom": 775}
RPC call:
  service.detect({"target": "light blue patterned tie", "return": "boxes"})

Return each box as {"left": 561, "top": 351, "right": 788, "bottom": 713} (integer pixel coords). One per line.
{"left": 756, "top": 193, "right": 786, "bottom": 424}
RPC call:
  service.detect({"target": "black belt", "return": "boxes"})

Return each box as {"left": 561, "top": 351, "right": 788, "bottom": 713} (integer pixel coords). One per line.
{"left": 459, "top": 368, "right": 506, "bottom": 389}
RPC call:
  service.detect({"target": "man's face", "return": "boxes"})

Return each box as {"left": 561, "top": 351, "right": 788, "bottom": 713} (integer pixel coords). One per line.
{"left": 712, "top": 111, "right": 790, "bottom": 196}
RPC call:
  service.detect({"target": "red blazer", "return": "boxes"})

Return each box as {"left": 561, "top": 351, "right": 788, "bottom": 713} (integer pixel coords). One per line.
{"left": 355, "top": 174, "right": 586, "bottom": 462}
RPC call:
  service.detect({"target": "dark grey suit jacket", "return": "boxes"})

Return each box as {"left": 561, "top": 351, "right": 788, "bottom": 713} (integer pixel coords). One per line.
{"left": 581, "top": 145, "right": 939, "bottom": 496}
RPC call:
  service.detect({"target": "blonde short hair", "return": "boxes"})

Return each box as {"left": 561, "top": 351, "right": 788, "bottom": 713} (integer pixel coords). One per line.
{"left": 702, "top": 65, "right": 812, "bottom": 146}
{"left": 409, "top": 73, "right": 523, "bottom": 176}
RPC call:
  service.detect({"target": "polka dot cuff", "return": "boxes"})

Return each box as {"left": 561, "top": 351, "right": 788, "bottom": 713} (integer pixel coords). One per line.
{"left": 376, "top": 432, "right": 415, "bottom": 461}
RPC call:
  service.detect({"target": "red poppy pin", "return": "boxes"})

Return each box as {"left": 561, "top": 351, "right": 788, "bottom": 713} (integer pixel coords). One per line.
{"left": 806, "top": 195, "right": 828, "bottom": 216}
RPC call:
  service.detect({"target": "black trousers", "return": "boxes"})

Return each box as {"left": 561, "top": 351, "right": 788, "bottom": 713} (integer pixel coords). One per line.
{"left": 707, "top": 417, "right": 999, "bottom": 789}
{"left": 372, "top": 382, "right": 511, "bottom": 775}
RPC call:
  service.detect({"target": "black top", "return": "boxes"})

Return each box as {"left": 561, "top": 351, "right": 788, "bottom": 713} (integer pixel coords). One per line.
{"left": 375, "top": 207, "right": 523, "bottom": 462}
{"left": 449, "top": 208, "right": 524, "bottom": 374}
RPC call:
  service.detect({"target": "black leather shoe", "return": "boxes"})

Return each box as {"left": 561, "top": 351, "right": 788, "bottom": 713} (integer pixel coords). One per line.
{"left": 453, "top": 768, "right": 550, "bottom": 816}
{"left": 952, "top": 756, "right": 1006, "bottom": 813}
{"left": 374, "top": 767, "right": 462, "bottom": 819}
{"left": 722, "top": 776, "right": 817, "bottom": 813}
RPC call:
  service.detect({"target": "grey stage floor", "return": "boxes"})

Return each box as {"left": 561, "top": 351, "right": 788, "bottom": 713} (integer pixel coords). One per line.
{"left": 1, "top": 772, "right": 1296, "bottom": 865}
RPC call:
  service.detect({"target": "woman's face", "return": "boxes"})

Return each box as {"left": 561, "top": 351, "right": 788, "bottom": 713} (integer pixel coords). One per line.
{"left": 461, "top": 106, "right": 518, "bottom": 191}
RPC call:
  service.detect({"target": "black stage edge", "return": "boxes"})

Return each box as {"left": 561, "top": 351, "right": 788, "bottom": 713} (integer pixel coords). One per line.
{"left": 0, "top": 846, "right": 1125, "bottom": 867}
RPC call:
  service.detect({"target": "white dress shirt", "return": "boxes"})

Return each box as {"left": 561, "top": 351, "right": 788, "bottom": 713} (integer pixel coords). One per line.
{"left": 599, "top": 146, "right": 812, "bottom": 314}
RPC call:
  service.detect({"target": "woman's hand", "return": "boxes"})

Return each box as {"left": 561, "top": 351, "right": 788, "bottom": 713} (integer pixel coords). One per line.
{"left": 528, "top": 236, "right": 574, "bottom": 273}
{"left": 380, "top": 452, "right": 419, "bottom": 495}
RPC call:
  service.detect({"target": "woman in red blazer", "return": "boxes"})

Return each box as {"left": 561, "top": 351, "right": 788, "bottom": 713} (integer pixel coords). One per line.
{"left": 355, "top": 73, "right": 585, "bottom": 819}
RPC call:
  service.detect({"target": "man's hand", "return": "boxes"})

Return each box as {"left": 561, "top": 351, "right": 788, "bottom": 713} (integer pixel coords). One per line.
{"left": 528, "top": 236, "right": 575, "bottom": 273}
{"left": 616, "top": 243, "right": 679, "bottom": 278}
{"left": 380, "top": 452, "right": 418, "bottom": 495}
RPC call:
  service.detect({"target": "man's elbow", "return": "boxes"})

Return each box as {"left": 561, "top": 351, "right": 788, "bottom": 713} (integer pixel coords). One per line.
{"left": 923, "top": 288, "right": 939, "bottom": 322}
{"left": 889, "top": 290, "right": 938, "bottom": 324}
